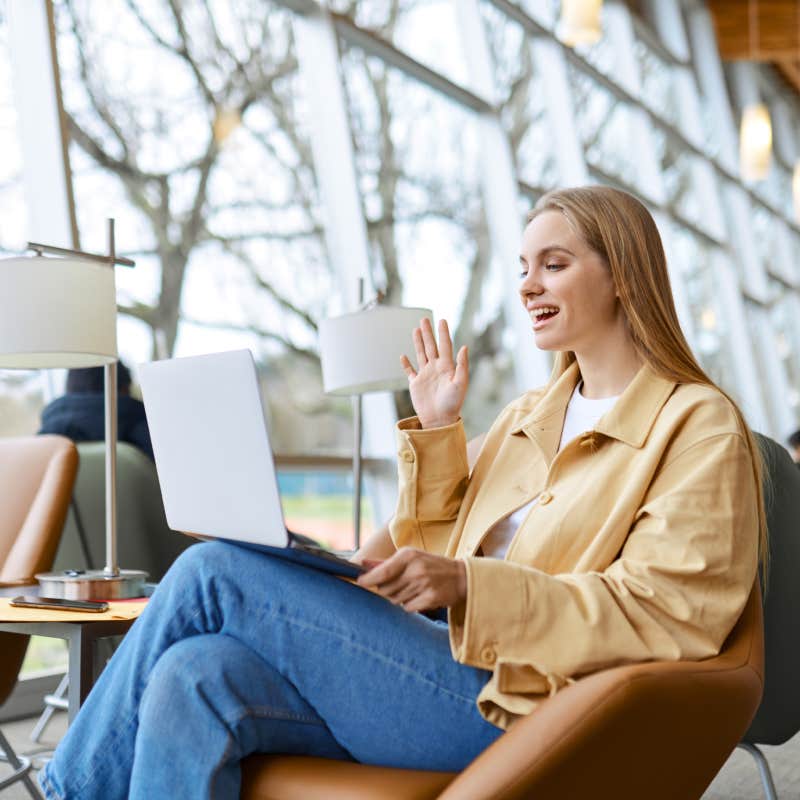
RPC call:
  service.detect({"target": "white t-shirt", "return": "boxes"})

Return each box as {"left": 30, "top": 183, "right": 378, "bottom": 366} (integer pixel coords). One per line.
{"left": 480, "top": 383, "right": 620, "bottom": 559}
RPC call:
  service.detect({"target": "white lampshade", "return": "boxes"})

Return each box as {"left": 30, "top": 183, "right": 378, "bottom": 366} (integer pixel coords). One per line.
{"left": 740, "top": 103, "right": 772, "bottom": 181}
{"left": 319, "top": 306, "right": 432, "bottom": 395}
{"left": 0, "top": 256, "right": 117, "bottom": 368}
{"left": 558, "top": 0, "right": 603, "bottom": 47}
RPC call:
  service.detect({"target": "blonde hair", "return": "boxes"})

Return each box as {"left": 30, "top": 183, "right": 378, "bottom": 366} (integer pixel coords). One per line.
{"left": 528, "top": 186, "right": 768, "bottom": 574}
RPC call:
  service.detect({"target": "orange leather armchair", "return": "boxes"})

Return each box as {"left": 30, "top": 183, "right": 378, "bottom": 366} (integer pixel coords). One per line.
{"left": 240, "top": 581, "right": 762, "bottom": 800}
{"left": 0, "top": 435, "right": 78, "bottom": 797}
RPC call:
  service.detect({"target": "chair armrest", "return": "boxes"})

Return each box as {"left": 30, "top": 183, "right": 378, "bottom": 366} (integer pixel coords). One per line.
{"left": 439, "top": 588, "right": 762, "bottom": 800}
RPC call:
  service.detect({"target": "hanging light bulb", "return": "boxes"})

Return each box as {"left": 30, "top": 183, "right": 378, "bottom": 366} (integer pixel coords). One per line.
{"left": 213, "top": 107, "right": 242, "bottom": 145}
{"left": 739, "top": 103, "right": 772, "bottom": 181}
{"left": 738, "top": 0, "right": 772, "bottom": 181}
{"left": 558, "top": 0, "right": 603, "bottom": 47}
{"left": 700, "top": 307, "right": 718, "bottom": 331}
{"left": 793, "top": 160, "right": 800, "bottom": 224}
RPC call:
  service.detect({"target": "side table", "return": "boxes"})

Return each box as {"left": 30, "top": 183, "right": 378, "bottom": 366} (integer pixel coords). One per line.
{"left": 0, "top": 586, "right": 144, "bottom": 723}
{"left": 0, "top": 618, "right": 137, "bottom": 722}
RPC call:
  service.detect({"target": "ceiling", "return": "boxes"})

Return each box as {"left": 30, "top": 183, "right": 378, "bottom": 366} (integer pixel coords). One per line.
{"left": 707, "top": 0, "right": 800, "bottom": 96}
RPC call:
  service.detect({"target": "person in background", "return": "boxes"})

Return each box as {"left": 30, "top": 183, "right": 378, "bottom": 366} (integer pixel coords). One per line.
{"left": 788, "top": 429, "right": 800, "bottom": 466}
{"left": 38, "top": 361, "right": 154, "bottom": 461}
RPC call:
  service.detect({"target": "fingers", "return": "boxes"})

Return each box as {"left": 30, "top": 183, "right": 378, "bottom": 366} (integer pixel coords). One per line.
{"left": 407, "top": 317, "right": 462, "bottom": 376}
{"left": 454, "top": 345, "right": 469, "bottom": 385}
{"left": 412, "top": 327, "right": 427, "bottom": 368}
{"left": 357, "top": 548, "right": 412, "bottom": 588}
{"left": 438, "top": 319, "right": 453, "bottom": 363}
{"left": 420, "top": 317, "right": 439, "bottom": 361}
{"left": 400, "top": 354, "right": 417, "bottom": 380}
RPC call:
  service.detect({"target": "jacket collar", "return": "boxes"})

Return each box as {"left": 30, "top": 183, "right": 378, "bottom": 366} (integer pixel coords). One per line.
{"left": 511, "top": 359, "right": 677, "bottom": 460}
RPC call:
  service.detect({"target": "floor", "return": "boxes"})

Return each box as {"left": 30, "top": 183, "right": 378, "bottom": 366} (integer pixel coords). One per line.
{"left": 1, "top": 711, "right": 797, "bottom": 798}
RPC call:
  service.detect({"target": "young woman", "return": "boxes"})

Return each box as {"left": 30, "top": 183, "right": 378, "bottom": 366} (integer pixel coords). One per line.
{"left": 40, "top": 186, "right": 764, "bottom": 799}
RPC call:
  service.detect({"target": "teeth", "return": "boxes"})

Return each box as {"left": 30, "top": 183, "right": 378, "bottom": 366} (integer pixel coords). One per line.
{"left": 532, "top": 306, "right": 559, "bottom": 317}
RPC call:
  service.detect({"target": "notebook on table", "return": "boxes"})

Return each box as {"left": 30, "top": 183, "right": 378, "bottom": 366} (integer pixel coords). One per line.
{"left": 138, "top": 349, "right": 365, "bottom": 580}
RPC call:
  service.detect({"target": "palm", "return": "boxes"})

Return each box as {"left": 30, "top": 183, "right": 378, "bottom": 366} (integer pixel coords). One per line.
{"left": 401, "top": 318, "right": 469, "bottom": 429}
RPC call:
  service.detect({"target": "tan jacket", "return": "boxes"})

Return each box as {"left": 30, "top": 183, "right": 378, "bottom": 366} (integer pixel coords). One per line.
{"left": 390, "top": 360, "right": 759, "bottom": 729}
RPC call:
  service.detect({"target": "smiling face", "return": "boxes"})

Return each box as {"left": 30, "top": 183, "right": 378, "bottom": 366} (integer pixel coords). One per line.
{"left": 519, "top": 210, "right": 627, "bottom": 357}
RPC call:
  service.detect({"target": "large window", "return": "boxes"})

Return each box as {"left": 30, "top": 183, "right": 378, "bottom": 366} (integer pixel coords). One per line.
{"left": 53, "top": 0, "right": 348, "bottom": 457}
{"left": 480, "top": 2, "right": 558, "bottom": 191}
{"left": 0, "top": 9, "right": 46, "bottom": 438}
{"left": 339, "top": 40, "right": 515, "bottom": 437}
{"left": 0, "top": 0, "right": 798, "bottom": 528}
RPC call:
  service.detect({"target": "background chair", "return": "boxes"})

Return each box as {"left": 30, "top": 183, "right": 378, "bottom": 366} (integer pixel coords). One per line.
{"left": 736, "top": 434, "right": 800, "bottom": 800}
{"left": 0, "top": 435, "right": 78, "bottom": 799}
{"left": 239, "top": 437, "right": 777, "bottom": 800}
{"left": 53, "top": 441, "right": 192, "bottom": 582}
{"left": 29, "top": 441, "right": 192, "bottom": 744}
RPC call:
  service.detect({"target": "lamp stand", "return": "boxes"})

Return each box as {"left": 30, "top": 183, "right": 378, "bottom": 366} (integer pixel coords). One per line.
{"left": 353, "top": 394, "right": 362, "bottom": 551}
{"left": 35, "top": 220, "right": 147, "bottom": 600}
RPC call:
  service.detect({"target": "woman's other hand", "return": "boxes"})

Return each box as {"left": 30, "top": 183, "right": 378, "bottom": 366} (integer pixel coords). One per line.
{"left": 356, "top": 547, "right": 467, "bottom": 612}
{"left": 401, "top": 317, "right": 469, "bottom": 429}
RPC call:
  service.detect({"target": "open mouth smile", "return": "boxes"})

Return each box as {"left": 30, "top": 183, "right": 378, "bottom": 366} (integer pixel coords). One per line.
{"left": 531, "top": 306, "right": 560, "bottom": 329}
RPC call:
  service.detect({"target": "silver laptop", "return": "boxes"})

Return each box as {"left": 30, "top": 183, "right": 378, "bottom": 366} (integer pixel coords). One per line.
{"left": 138, "top": 349, "right": 364, "bottom": 578}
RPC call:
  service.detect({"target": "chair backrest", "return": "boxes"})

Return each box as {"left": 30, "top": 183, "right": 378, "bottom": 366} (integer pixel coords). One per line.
{"left": 0, "top": 435, "right": 78, "bottom": 705}
{"left": 0, "top": 435, "right": 78, "bottom": 583}
{"left": 53, "top": 441, "right": 192, "bottom": 580}
{"left": 743, "top": 434, "right": 800, "bottom": 745}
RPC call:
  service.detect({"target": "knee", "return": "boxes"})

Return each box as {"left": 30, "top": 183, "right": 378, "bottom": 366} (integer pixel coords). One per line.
{"left": 139, "top": 635, "right": 233, "bottom": 724}
{"left": 162, "top": 540, "right": 248, "bottom": 588}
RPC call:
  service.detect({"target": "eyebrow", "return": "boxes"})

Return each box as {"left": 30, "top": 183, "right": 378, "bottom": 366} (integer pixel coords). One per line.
{"left": 519, "top": 245, "right": 575, "bottom": 264}
{"left": 537, "top": 245, "right": 575, "bottom": 259}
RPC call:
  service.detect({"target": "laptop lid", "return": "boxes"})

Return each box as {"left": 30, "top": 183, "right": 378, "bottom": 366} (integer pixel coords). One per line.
{"left": 138, "top": 349, "right": 290, "bottom": 548}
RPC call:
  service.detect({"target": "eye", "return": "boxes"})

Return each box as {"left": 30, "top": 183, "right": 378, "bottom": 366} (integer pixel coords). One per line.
{"left": 518, "top": 269, "right": 528, "bottom": 279}
{"left": 545, "top": 263, "right": 565, "bottom": 271}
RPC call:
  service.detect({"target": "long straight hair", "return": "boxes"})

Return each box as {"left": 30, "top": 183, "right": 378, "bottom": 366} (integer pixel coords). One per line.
{"left": 528, "top": 186, "right": 768, "bottom": 573}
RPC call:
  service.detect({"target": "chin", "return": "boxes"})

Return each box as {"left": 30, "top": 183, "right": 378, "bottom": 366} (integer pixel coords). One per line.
{"left": 532, "top": 332, "right": 564, "bottom": 352}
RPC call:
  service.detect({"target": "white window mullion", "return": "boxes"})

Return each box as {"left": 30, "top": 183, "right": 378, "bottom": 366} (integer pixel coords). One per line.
{"left": 292, "top": 8, "right": 398, "bottom": 529}
{"left": 7, "top": 0, "right": 75, "bottom": 248}
{"left": 455, "top": 0, "right": 551, "bottom": 393}
{"left": 713, "top": 253, "right": 771, "bottom": 433}
{"left": 603, "top": 1, "right": 664, "bottom": 206}
{"left": 529, "top": 37, "right": 587, "bottom": 186}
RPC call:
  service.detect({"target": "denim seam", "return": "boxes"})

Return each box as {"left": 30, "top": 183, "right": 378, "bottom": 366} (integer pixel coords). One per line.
{"left": 263, "top": 606, "right": 481, "bottom": 707}
{"left": 38, "top": 767, "right": 60, "bottom": 800}
{"left": 222, "top": 704, "right": 326, "bottom": 728}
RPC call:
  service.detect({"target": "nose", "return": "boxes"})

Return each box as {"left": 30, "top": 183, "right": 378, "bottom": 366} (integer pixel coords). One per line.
{"left": 519, "top": 271, "right": 543, "bottom": 307}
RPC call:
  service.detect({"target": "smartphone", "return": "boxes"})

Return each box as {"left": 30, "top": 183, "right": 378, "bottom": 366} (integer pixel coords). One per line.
{"left": 10, "top": 595, "right": 109, "bottom": 613}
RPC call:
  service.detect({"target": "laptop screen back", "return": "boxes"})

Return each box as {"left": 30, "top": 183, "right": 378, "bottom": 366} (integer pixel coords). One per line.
{"left": 139, "top": 350, "right": 289, "bottom": 548}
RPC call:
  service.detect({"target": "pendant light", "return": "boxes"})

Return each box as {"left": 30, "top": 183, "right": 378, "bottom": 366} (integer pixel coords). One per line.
{"left": 739, "top": 0, "right": 772, "bottom": 181}
{"left": 558, "top": 0, "right": 603, "bottom": 47}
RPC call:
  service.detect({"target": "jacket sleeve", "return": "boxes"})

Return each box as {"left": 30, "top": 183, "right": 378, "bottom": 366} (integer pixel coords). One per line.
{"left": 388, "top": 417, "right": 470, "bottom": 556}
{"left": 448, "top": 432, "right": 759, "bottom": 689}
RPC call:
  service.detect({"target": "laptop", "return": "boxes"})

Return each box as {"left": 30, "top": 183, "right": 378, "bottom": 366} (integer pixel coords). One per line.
{"left": 138, "top": 349, "right": 365, "bottom": 579}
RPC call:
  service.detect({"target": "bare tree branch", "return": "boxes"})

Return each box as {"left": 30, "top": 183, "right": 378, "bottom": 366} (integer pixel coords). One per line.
{"left": 179, "top": 314, "right": 318, "bottom": 363}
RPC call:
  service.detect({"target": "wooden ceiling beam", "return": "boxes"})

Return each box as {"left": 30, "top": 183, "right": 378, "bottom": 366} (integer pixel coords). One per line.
{"left": 707, "top": 0, "right": 800, "bottom": 96}
{"left": 707, "top": 0, "right": 799, "bottom": 60}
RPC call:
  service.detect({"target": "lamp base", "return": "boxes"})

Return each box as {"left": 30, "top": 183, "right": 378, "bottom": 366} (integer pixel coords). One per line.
{"left": 35, "top": 569, "right": 149, "bottom": 600}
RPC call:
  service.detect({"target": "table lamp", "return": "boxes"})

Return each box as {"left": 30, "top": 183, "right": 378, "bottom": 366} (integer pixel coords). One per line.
{"left": 319, "top": 303, "right": 432, "bottom": 549}
{"left": 0, "top": 220, "right": 148, "bottom": 599}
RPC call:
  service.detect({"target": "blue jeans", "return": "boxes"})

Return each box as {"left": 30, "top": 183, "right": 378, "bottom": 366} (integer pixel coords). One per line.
{"left": 39, "top": 541, "right": 502, "bottom": 799}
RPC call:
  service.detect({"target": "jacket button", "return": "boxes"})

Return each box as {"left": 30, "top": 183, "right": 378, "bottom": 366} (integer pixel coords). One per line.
{"left": 400, "top": 451, "right": 415, "bottom": 462}
{"left": 539, "top": 491, "right": 553, "bottom": 505}
{"left": 480, "top": 646, "right": 496, "bottom": 665}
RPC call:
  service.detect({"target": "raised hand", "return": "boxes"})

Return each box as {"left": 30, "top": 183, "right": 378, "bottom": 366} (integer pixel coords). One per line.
{"left": 400, "top": 317, "right": 469, "bottom": 429}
